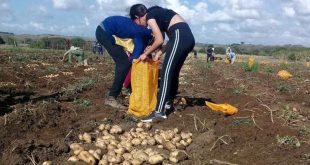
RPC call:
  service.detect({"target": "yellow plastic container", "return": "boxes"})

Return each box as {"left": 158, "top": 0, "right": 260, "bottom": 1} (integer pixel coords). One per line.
{"left": 205, "top": 101, "right": 238, "bottom": 115}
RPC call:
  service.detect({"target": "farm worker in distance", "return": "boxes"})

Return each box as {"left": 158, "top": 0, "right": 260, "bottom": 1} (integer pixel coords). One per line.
{"left": 92, "top": 41, "right": 97, "bottom": 54}
{"left": 229, "top": 49, "right": 236, "bottom": 64}
{"left": 130, "top": 4, "right": 195, "bottom": 122}
{"left": 95, "top": 16, "right": 152, "bottom": 109}
{"left": 62, "top": 46, "right": 87, "bottom": 66}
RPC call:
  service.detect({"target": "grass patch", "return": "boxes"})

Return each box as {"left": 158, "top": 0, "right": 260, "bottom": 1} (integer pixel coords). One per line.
{"left": 62, "top": 77, "right": 97, "bottom": 99}
{"left": 275, "top": 82, "right": 289, "bottom": 92}
{"left": 47, "top": 66, "right": 58, "bottom": 72}
{"left": 74, "top": 99, "right": 92, "bottom": 107}
{"left": 241, "top": 62, "right": 260, "bottom": 72}
{"left": 276, "top": 135, "right": 300, "bottom": 147}
{"left": 230, "top": 118, "right": 253, "bottom": 126}
{"left": 298, "top": 126, "right": 310, "bottom": 137}
{"left": 264, "top": 66, "right": 274, "bottom": 73}
{"left": 279, "top": 105, "right": 299, "bottom": 125}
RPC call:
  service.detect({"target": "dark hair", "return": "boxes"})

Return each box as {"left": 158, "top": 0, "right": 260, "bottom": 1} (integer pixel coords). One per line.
{"left": 147, "top": 6, "right": 161, "bottom": 12}
{"left": 129, "top": 4, "right": 147, "bottom": 20}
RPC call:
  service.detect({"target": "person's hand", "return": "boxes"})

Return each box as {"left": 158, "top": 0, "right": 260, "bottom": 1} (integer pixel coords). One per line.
{"left": 138, "top": 54, "right": 148, "bottom": 62}
{"left": 154, "top": 53, "right": 161, "bottom": 61}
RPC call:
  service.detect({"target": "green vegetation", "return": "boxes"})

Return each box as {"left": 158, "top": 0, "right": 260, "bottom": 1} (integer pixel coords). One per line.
{"left": 280, "top": 105, "right": 298, "bottom": 124}
{"left": 298, "top": 126, "right": 310, "bottom": 137}
{"left": 241, "top": 62, "right": 260, "bottom": 72}
{"left": 275, "top": 82, "right": 290, "bottom": 92}
{"left": 264, "top": 66, "right": 274, "bottom": 73}
{"left": 62, "top": 77, "right": 97, "bottom": 99}
{"left": 74, "top": 99, "right": 92, "bottom": 107}
{"left": 230, "top": 119, "right": 254, "bottom": 126}
{"left": 0, "top": 36, "right": 5, "bottom": 44}
{"left": 276, "top": 135, "right": 300, "bottom": 147}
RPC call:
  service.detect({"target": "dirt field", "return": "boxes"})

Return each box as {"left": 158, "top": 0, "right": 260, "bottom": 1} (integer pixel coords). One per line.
{"left": 0, "top": 48, "right": 309, "bottom": 165}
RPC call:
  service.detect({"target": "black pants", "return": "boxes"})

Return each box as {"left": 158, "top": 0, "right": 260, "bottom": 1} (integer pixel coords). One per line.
{"left": 95, "top": 26, "right": 131, "bottom": 97}
{"left": 155, "top": 23, "right": 195, "bottom": 113}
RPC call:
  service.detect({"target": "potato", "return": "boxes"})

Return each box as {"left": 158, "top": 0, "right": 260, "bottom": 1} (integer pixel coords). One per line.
{"left": 169, "top": 150, "right": 188, "bottom": 163}
{"left": 135, "top": 128, "right": 144, "bottom": 133}
{"left": 42, "top": 161, "right": 52, "bottom": 165}
{"left": 147, "top": 138, "right": 156, "bottom": 146}
{"left": 107, "top": 144, "right": 117, "bottom": 150}
{"left": 82, "top": 132, "right": 92, "bottom": 143}
{"left": 123, "top": 160, "right": 131, "bottom": 165}
{"left": 137, "top": 122, "right": 143, "bottom": 128}
{"left": 131, "top": 138, "right": 141, "bottom": 146}
{"left": 141, "top": 139, "right": 148, "bottom": 146}
{"left": 133, "top": 151, "right": 148, "bottom": 162}
{"left": 186, "top": 138, "right": 193, "bottom": 144}
{"left": 180, "top": 132, "right": 192, "bottom": 139}
{"left": 163, "top": 141, "right": 176, "bottom": 151}
{"left": 154, "top": 135, "right": 164, "bottom": 144}
{"left": 157, "top": 145, "right": 163, "bottom": 149}
{"left": 68, "top": 156, "right": 79, "bottom": 162}
{"left": 78, "top": 151, "right": 96, "bottom": 165}
{"left": 148, "top": 154, "right": 164, "bottom": 164}
{"left": 70, "top": 143, "right": 83, "bottom": 151}
{"left": 131, "top": 158, "right": 143, "bottom": 165}
{"left": 114, "top": 147, "right": 125, "bottom": 155}
{"left": 175, "top": 142, "right": 186, "bottom": 150}
{"left": 110, "top": 125, "right": 123, "bottom": 134}
{"left": 144, "top": 123, "right": 152, "bottom": 130}
{"left": 107, "top": 150, "right": 116, "bottom": 156}
{"left": 70, "top": 143, "right": 84, "bottom": 155}
{"left": 173, "top": 128, "right": 180, "bottom": 134}
{"left": 109, "top": 139, "right": 119, "bottom": 146}
{"left": 89, "top": 149, "right": 102, "bottom": 160}
{"left": 95, "top": 141, "right": 106, "bottom": 149}
{"left": 98, "top": 124, "right": 105, "bottom": 130}
{"left": 78, "top": 134, "right": 84, "bottom": 141}
{"left": 180, "top": 140, "right": 189, "bottom": 146}
{"left": 107, "top": 155, "right": 122, "bottom": 163}
{"left": 105, "top": 124, "right": 111, "bottom": 131}
{"left": 172, "top": 136, "right": 181, "bottom": 143}
{"left": 122, "top": 153, "right": 133, "bottom": 160}
{"left": 98, "top": 159, "right": 108, "bottom": 165}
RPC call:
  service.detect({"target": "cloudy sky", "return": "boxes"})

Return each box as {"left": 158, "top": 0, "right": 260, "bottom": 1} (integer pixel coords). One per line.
{"left": 1, "top": 0, "right": 310, "bottom": 46}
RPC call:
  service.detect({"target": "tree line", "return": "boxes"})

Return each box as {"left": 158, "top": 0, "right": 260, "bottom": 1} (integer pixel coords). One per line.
{"left": 0, "top": 35, "right": 93, "bottom": 51}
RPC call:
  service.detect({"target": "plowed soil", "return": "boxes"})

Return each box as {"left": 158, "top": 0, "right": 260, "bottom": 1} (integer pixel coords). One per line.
{"left": 0, "top": 48, "right": 309, "bottom": 165}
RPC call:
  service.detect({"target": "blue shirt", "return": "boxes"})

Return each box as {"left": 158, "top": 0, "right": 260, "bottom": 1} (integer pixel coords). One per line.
{"left": 229, "top": 51, "right": 236, "bottom": 58}
{"left": 101, "top": 16, "right": 152, "bottom": 61}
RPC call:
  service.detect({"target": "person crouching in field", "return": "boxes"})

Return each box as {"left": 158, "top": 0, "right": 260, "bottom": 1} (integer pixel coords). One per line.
{"left": 229, "top": 49, "right": 236, "bottom": 64}
{"left": 95, "top": 16, "right": 152, "bottom": 109}
{"left": 62, "top": 46, "right": 88, "bottom": 66}
{"left": 129, "top": 4, "right": 195, "bottom": 122}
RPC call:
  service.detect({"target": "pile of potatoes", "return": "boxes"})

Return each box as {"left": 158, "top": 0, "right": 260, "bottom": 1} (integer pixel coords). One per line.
{"left": 68, "top": 122, "right": 192, "bottom": 165}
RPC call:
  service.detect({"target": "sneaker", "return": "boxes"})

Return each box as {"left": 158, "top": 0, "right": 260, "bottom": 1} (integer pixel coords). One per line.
{"left": 121, "top": 87, "right": 131, "bottom": 96}
{"left": 141, "top": 111, "right": 167, "bottom": 122}
{"left": 104, "top": 95, "right": 126, "bottom": 109}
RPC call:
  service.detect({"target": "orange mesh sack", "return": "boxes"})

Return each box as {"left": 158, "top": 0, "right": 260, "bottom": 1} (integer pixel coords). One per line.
{"left": 128, "top": 60, "right": 159, "bottom": 117}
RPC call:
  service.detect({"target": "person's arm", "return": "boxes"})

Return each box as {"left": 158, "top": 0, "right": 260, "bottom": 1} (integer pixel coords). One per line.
{"left": 139, "top": 19, "right": 163, "bottom": 61}
{"left": 154, "top": 44, "right": 166, "bottom": 61}
{"left": 130, "top": 37, "right": 144, "bottom": 62}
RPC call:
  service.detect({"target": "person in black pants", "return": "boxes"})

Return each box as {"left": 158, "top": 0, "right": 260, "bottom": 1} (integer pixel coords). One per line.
{"left": 129, "top": 4, "right": 195, "bottom": 122}
{"left": 96, "top": 16, "right": 152, "bottom": 109}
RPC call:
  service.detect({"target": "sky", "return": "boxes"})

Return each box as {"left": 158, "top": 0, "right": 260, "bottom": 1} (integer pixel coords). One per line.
{"left": 1, "top": 0, "right": 310, "bottom": 46}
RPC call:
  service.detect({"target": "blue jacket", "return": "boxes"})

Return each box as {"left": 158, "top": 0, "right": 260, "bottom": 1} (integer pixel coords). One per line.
{"left": 101, "top": 16, "right": 152, "bottom": 61}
